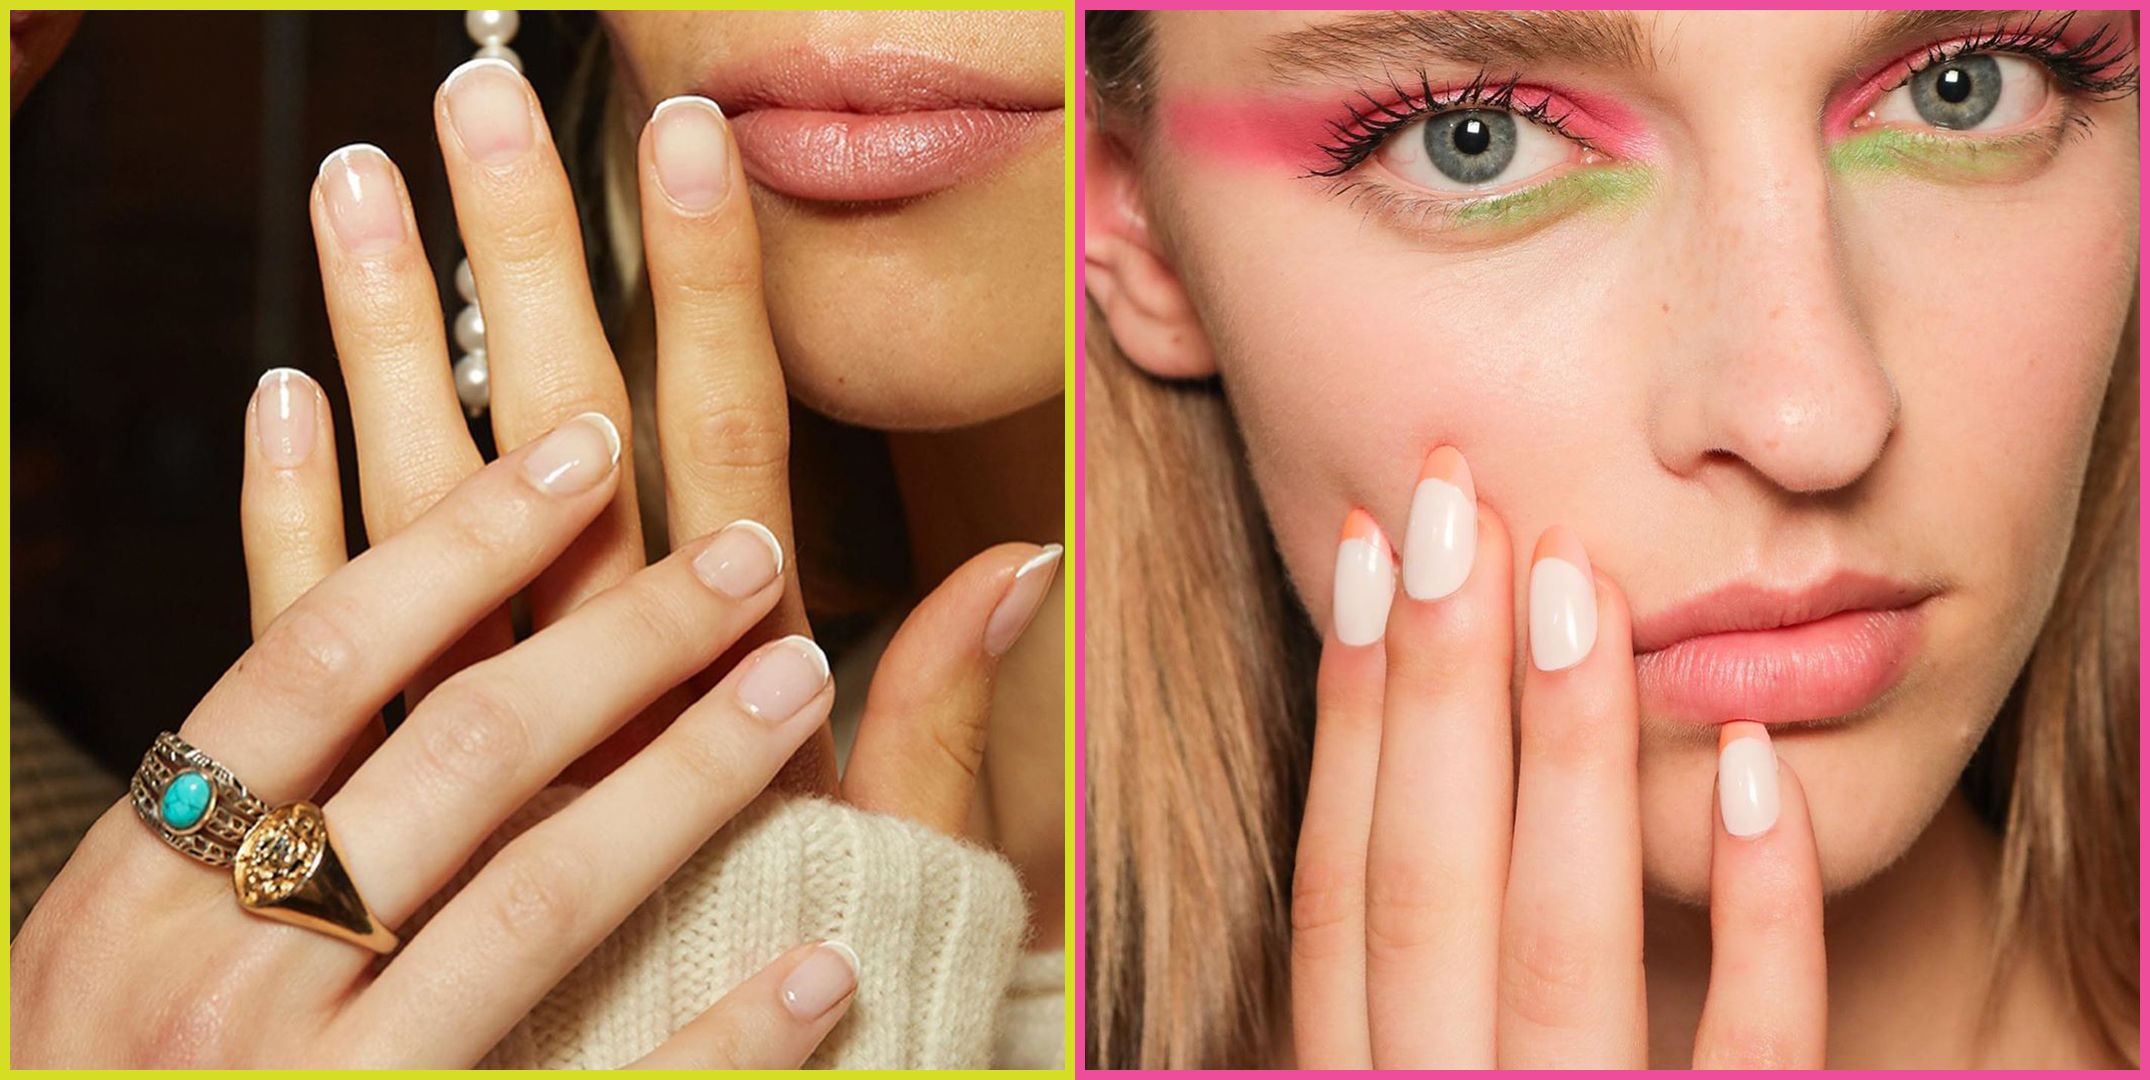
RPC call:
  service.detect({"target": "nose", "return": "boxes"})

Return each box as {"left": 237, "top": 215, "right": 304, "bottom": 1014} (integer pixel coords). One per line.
{"left": 1648, "top": 123, "right": 1898, "bottom": 495}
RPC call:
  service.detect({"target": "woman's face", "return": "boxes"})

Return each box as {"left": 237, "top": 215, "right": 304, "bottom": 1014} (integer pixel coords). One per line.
{"left": 1103, "top": 11, "right": 2138, "bottom": 901}
{"left": 604, "top": 11, "right": 1064, "bottom": 430}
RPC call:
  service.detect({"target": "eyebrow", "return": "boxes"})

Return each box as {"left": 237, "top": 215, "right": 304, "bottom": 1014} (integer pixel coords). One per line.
{"left": 1259, "top": 9, "right": 2082, "bottom": 85}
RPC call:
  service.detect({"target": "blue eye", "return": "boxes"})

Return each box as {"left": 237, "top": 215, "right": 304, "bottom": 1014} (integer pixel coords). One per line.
{"left": 1376, "top": 105, "right": 1584, "bottom": 193}
{"left": 1875, "top": 52, "right": 2049, "bottom": 132}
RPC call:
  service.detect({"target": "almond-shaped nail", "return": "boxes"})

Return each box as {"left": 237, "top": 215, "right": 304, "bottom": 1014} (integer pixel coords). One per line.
{"left": 694, "top": 519, "right": 783, "bottom": 599}
{"left": 1332, "top": 509, "right": 1395, "bottom": 647}
{"left": 781, "top": 941, "right": 860, "bottom": 1021}
{"left": 1718, "top": 722, "right": 1780, "bottom": 838}
{"left": 254, "top": 368, "right": 318, "bottom": 470}
{"left": 1528, "top": 526, "right": 1598, "bottom": 671}
{"left": 520, "top": 412, "right": 620, "bottom": 496}
{"left": 1402, "top": 445, "right": 1477, "bottom": 601}
{"left": 317, "top": 144, "right": 406, "bottom": 258}
{"left": 650, "top": 95, "right": 732, "bottom": 213}
{"left": 984, "top": 544, "right": 1062, "bottom": 657}
{"left": 442, "top": 58, "right": 532, "bottom": 166}
{"left": 736, "top": 635, "right": 830, "bottom": 723}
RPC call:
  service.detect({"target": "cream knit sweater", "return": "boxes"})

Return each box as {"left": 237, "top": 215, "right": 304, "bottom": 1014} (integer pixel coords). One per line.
{"left": 11, "top": 703, "right": 1065, "bottom": 1069}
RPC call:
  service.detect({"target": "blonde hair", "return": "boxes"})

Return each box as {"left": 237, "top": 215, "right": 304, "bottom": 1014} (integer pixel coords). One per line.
{"left": 1083, "top": 10, "right": 2140, "bottom": 1068}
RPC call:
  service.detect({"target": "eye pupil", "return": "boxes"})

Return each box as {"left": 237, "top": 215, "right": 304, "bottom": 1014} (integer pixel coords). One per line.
{"left": 1453, "top": 117, "right": 1493, "bottom": 155}
{"left": 1935, "top": 65, "right": 1972, "bottom": 104}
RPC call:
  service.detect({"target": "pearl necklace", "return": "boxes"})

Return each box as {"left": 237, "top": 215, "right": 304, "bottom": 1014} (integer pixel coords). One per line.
{"left": 450, "top": 10, "right": 520, "bottom": 417}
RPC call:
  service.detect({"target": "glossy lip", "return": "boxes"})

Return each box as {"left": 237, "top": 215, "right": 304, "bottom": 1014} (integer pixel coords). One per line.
{"left": 1632, "top": 571, "right": 1940, "bottom": 725}
{"left": 695, "top": 47, "right": 1060, "bottom": 203}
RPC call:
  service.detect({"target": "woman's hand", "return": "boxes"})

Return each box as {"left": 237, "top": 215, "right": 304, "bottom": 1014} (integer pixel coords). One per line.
{"left": 12, "top": 413, "right": 859, "bottom": 1067}
{"left": 294, "top": 58, "right": 1057, "bottom": 838}
{"left": 1289, "top": 447, "right": 1827, "bottom": 1068}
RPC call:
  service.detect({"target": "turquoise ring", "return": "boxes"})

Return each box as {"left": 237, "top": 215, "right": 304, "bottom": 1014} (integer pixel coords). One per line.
{"left": 129, "top": 731, "right": 272, "bottom": 867}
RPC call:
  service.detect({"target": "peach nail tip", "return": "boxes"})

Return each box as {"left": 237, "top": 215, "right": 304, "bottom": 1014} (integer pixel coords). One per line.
{"left": 1419, "top": 444, "right": 1473, "bottom": 493}
{"left": 719, "top": 518, "right": 785, "bottom": 577}
{"left": 1340, "top": 507, "right": 1386, "bottom": 546}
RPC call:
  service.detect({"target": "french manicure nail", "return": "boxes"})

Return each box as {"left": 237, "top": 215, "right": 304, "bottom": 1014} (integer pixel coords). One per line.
{"left": 520, "top": 412, "right": 620, "bottom": 495}
{"left": 1718, "top": 725, "right": 1781, "bottom": 838}
{"left": 442, "top": 58, "right": 533, "bottom": 166}
{"left": 984, "top": 544, "right": 1063, "bottom": 657}
{"left": 694, "top": 519, "right": 783, "bottom": 599}
{"left": 736, "top": 635, "right": 830, "bottom": 722}
{"left": 1528, "top": 526, "right": 1598, "bottom": 671}
{"left": 317, "top": 144, "right": 406, "bottom": 258}
{"left": 1402, "top": 445, "right": 1477, "bottom": 601}
{"left": 650, "top": 95, "right": 732, "bottom": 213}
{"left": 781, "top": 940, "right": 860, "bottom": 1020}
{"left": 1332, "top": 509, "right": 1395, "bottom": 646}
{"left": 254, "top": 368, "right": 318, "bottom": 471}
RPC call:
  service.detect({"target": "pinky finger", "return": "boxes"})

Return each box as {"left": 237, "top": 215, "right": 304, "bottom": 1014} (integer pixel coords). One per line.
{"left": 629, "top": 941, "right": 861, "bottom": 1069}
{"left": 241, "top": 367, "right": 348, "bottom": 637}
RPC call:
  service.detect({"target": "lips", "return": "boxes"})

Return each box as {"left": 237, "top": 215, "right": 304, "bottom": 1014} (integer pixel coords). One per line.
{"left": 696, "top": 47, "right": 1060, "bottom": 203}
{"left": 1631, "top": 571, "right": 1938, "bottom": 725}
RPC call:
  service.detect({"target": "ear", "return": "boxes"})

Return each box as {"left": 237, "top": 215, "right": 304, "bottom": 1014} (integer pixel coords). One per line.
{"left": 1084, "top": 126, "right": 1217, "bottom": 380}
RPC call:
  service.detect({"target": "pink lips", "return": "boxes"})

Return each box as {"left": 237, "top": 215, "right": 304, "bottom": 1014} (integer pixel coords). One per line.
{"left": 697, "top": 48, "right": 1060, "bottom": 203}
{"left": 1631, "top": 572, "right": 1937, "bottom": 725}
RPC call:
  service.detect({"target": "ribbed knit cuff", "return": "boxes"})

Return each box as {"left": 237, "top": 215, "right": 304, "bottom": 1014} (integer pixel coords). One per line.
{"left": 481, "top": 790, "right": 1029, "bottom": 1069}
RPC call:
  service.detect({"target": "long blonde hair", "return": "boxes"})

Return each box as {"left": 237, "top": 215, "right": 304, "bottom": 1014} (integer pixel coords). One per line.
{"left": 1082, "top": 10, "right": 2139, "bottom": 1067}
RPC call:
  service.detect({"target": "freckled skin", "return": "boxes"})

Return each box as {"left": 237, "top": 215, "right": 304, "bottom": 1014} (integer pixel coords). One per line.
{"left": 1126, "top": 10, "right": 2138, "bottom": 902}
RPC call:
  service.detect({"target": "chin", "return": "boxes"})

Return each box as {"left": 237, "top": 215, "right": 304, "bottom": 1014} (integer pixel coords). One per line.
{"left": 747, "top": 130, "right": 1062, "bottom": 431}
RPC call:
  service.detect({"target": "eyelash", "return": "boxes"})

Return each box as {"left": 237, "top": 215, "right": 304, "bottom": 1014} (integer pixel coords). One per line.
{"left": 1312, "top": 13, "right": 2141, "bottom": 182}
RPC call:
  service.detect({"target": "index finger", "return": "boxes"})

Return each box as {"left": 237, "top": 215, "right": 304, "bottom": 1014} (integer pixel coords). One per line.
{"left": 1692, "top": 721, "right": 1827, "bottom": 1068}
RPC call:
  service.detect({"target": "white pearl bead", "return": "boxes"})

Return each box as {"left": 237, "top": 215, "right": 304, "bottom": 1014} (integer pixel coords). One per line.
{"left": 465, "top": 10, "right": 519, "bottom": 46}
{"left": 453, "top": 305, "right": 486, "bottom": 354}
{"left": 472, "top": 42, "right": 521, "bottom": 72}
{"left": 454, "top": 259, "right": 476, "bottom": 303}
{"left": 454, "top": 351, "right": 491, "bottom": 414}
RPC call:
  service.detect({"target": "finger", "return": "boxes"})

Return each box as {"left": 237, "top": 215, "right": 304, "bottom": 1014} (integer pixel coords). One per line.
{"left": 1499, "top": 527, "right": 1647, "bottom": 1068}
{"left": 346, "top": 634, "right": 835, "bottom": 1063}
{"left": 636, "top": 97, "right": 835, "bottom": 795}
{"left": 241, "top": 368, "right": 348, "bottom": 636}
{"left": 1290, "top": 509, "right": 1393, "bottom": 1069}
{"left": 1693, "top": 722, "right": 1826, "bottom": 1068}
{"left": 178, "top": 413, "right": 622, "bottom": 801}
{"left": 1364, "top": 448, "right": 1511, "bottom": 1068}
{"left": 435, "top": 58, "right": 642, "bottom": 622}
{"left": 628, "top": 941, "right": 860, "bottom": 1069}
{"left": 311, "top": 145, "right": 513, "bottom": 703}
{"left": 325, "top": 519, "right": 787, "bottom": 927}
{"left": 841, "top": 543, "right": 1061, "bottom": 834}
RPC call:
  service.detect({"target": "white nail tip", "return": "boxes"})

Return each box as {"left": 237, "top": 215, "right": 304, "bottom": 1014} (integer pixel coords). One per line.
{"left": 1016, "top": 544, "right": 1065, "bottom": 579}
{"left": 569, "top": 412, "right": 621, "bottom": 466}
{"left": 442, "top": 55, "right": 522, "bottom": 92}
{"left": 721, "top": 518, "right": 785, "bottom": 577}
{"left": 1402, "top": 477, "right": 1475, "bottom": 601}
{"left": 1718, "top": 737, "right": 1781, "bottom": 838}
{"left": 651, "top": 94, "right": 726, "bottom": 121}
{"left": 1333, "top": 536, "right": 1395, "bottom": 647}
{"left": 1528, "top": 557, "right": 1597, "bottom": 671}
{"left": 820, "top": 939, "right": 862, "bottom": 977}
{"left": 316, "top": 142, "right": 389, "bottom": 181}
{"left": 775, "top": 633, "right": 831, "bottom": 682}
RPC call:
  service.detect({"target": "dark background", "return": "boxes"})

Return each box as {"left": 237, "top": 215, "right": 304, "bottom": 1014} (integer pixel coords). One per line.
{"left": 13, "top": 12, "right": 602, "bottom": 775}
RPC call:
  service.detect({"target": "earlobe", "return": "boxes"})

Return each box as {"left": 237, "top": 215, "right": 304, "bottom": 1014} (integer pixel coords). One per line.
{"left": 1084, "top": 127, "right": 1218, "bottom": 380}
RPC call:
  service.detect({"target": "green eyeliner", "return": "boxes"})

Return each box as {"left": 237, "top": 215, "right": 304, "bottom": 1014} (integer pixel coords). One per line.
{"left": 1447, "top": 163, "right": 1656, "bottom": 227}
{"left": 1828, "top": 125, "right": 2064, "bottom": 180}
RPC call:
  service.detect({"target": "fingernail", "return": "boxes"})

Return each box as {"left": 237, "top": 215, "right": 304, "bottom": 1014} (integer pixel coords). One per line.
{"left": 1528, "top": 526, "right": 1598, "bottom": 671}
{"left": 1402, "top": 445, "right": 1476, "bottom": 601}
{"left": 781, "top": 940, "right": 860, "bottom": 1020}
{"left": 1332, "top": 509, "right": 1395, "bottom": 646}
{"left": 254, "top": 368, "right": 318, "bottom": 470}
{"left": 442, "top": 57, "right": 533, "bottom": 167}
{"left": 736, "top": 635, "right": 830, "bottom": 723}
{"left": 694, "top": 519, "right": 783, "bottom": 599}
{"left": 650, "top": 95, "right": 732, "bottom": 213}
{"left": 984, "top": 544, "right": 1062, "bottom": 657}
{"left": 520, "top": 412, "right": 621, "bottom": 495}
{"left": 1718, "top": 723, "right": 1780, "bottom": 838}
{"left": 317, "top": 144, "right": 406, "bottom": 257}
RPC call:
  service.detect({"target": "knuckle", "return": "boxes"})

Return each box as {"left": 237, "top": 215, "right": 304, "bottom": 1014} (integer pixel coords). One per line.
{"left": 660, "top": 719, "right": 748, "bottom": 797}
{"left": 140, "top": 980, "right": 243, "bottom": 1066}
{"left": 611, "top": 581, "right": 700, "bottom": 656}
{"left": 686, "top": 403, "right": 788, "bottom": 477}
{"left": 1498, "top": 920, "right": 1597, "bottom": 1030}
{"left": 412, "top": 677, "right": 530, "bottom": 790}
{"left": 1363, "top": 861, "right": 1450, "bottom": 955}
{"left": 483, "top": 202, "right": 582, "bottom": 273}
{"left": 435, "top": 481, "right": 535, "bottom": 563}
{"left": 484, "top": 839, "right": 589, "bottom": 941}
{"left": 926, "top": 712, "right": 988, "bottom": 786}
{"left": 1288, "top": 856, "right": 1364, "bottom": 955}
{"left": 244, "top": 605, "right": 362, "bottom": 700}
